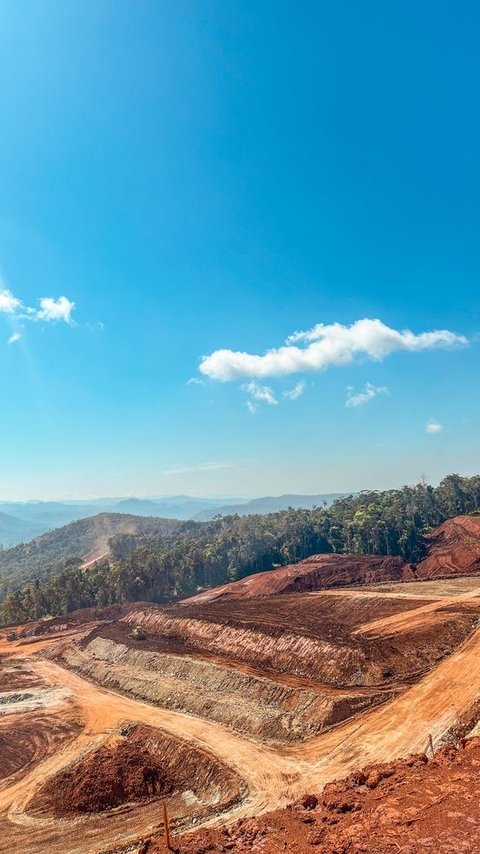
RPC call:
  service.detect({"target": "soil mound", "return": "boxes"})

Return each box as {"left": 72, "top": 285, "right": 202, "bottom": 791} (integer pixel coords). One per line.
{"left": 40, "top": 736, "right": 174, "bottom": 815}
{"left": 183, "top": 554, "right": 415, "bottom": 605}
{"left": 417, "top": 514, "right": 480, "bottom": 579}
{"left": 145, "top": 737, "right": 480, "bottom": 853}
{"left": 34, "top": 723, "right": 243, "bottom": 818}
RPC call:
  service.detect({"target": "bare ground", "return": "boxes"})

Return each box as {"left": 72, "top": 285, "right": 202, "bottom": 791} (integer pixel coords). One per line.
{"left": 0, "top": 575, "right": 479, "bottom": 853}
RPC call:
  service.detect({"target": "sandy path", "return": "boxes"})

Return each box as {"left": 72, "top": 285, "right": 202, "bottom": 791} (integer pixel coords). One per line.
{"left": 1, "top": 584, "right": 480, "bottom": 852}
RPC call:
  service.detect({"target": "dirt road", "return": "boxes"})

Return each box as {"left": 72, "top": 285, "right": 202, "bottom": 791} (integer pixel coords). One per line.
{"left": 1, "top": 580, "right": 480, "bottom": 853}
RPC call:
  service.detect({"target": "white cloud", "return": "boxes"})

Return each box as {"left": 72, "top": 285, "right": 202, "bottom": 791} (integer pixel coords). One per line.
{"left": 0, "top": 288, "right": 22, "bottom": 314}
{"left": 37, "top": 296, "right": 75, "bottom": 324}
{"left": 283, "top": 380, "right": 306, "bottom": 400}
{"left": 8, "top": 332, "right": 21, "bottom": 345}
{"left": 426, "top": 419, "right": 444, "bottom": 434}
{"left": 187, "top": 377, "right": 204, "bottom": 386}
{"left": 199, "top": 318, "right": 468, "bottom": 381}
{"left": 345, "top": 382, "right": 388, "bottom": 408}
{"left": 245, "top": 400, "right": 258, "bottom": 414}
{"left": 242, "top": 380, "right": 278, "bottom": 406}
{"left": 162, "top": 461, "right": 235, "bottom": 476}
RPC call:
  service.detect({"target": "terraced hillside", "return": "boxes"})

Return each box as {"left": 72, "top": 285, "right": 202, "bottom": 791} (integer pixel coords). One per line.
{"left": 1, "top": 568, "right": 480, "bottom": 853}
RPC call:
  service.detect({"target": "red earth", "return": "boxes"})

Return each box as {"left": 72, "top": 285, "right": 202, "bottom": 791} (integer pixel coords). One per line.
{"left": 183, "top": 554, "right": 415, "bottom": 605}
{"left": 417, "top": 515, "right": 480, "bottom": 579}
{"left": 145, "top": 736, "right": 480, "bottom": 854}
{"left": 183, "top": 515, "right": 480, "bottom": 605}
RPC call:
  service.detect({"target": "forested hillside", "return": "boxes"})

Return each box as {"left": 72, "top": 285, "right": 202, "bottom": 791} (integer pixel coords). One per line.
{"left": 0, "top": 513, "right": 180, "bottom": 605}
{"left": 1, "top": 474, "right": 479, "bottom": 625}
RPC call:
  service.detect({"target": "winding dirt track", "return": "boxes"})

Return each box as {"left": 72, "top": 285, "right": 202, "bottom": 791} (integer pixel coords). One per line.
{"left": 1, "top": 580, "right": 480, "bottom": 853}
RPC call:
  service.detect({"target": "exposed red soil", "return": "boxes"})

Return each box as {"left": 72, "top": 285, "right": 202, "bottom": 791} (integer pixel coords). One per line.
{"left": 37, "top": 737, "right": 174, "bottom": 815}
{"left": 146, "top": 738, "right": 480, "bottom": 854}
{"left": 33, "top": 723, "right": 243, "bottom": 818}
{"left": 183, "top": 515, "right": 480, "bottom": 607}
{"left": 417, "top": 515, "right": 480, "bottom": 579}
{"left": 118, "top": 593, "right": 478, "bottom": 688}
{"left": 0, "top": 714, "right": 81, "bottom": 780}
{"left": 183, "top": 554, "right": 415, "bottom": 605}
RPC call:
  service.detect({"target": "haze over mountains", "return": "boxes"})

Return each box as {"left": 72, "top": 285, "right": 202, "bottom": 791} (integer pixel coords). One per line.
{"left": 0, "top": 493, "right": 347, "bottom": 547}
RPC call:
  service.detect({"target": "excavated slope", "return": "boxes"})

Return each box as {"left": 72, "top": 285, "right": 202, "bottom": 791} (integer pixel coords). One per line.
{"left": 184, "top": 554, "right": 414, "bottom": 605}
{"left": 417, "top": 514, "right": 480, "bottom": 578}
{"left": 50, "top": 635, "right": 383, "bottom": 741}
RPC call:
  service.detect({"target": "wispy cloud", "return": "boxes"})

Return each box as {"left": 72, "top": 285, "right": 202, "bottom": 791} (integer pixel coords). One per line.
{"left": 283, "top": 380, "right": 306, "bottom": 400}
{"left": 162, "top": 461, "right": 235, "bottom": 476}
{"left": 426, "top": 419, "right": 444, "bottom": 434}
{"left": 242, "top": 380, "right": 278, "bottom": 406}
{"left": 199, "top": 318, "right": 467, "bottom": 381}
{"left": 187, "top": 377, "right": 204, "bottom": 386}
{"left": 345, "top": 382, "right": 388, "bottom": 408}
{"left": 245, "top": 400, "right": 258, "bottom": 415}
{"left": 8, "top": 332, "right": 21, "bottom": 345}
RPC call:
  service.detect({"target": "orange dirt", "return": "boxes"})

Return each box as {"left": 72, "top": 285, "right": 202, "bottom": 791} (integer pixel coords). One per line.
{"left": 417, "top": 515, "right": 480, "bottom": 579}
{"left": 183, "top": 515, "right": 480, "bottom": 606}
{"left": 146, "top": 737, "right": 480, "bottom": 853}
{"left": 0, "top": 525, "right": 480, "bottom": 853}
{"left": 183, "top": 553, "right": 415, "bottom": 604}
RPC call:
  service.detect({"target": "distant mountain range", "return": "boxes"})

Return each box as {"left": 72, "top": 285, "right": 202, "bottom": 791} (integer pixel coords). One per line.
{"left": 0, "top": 493, "right": 349, "bottom": 547}
{"left": 192, "top": 493, "right": 348, "bottom": 521}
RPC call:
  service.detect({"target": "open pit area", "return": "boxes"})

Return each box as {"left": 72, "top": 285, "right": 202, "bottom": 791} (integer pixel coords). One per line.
{"left": 1, "top": 566, "right": 480, "bottom": 852}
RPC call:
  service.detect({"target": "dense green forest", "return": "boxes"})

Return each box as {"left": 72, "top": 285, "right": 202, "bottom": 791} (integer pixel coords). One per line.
{"left": 1, "top": 474, "right": 479, "bottom": 625}
{"left": 0, "top": 514, "right": 180, "bottom": 604}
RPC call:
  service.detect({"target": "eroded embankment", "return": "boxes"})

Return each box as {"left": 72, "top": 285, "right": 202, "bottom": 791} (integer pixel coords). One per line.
{"left": 119, "top": 599, "right": 478, "bottom": 687}
{"left": 49, "top": 636, "right": 381, "bottom": 742}
{"left": 31, "top": 723, "right": 243, "bottom": 820}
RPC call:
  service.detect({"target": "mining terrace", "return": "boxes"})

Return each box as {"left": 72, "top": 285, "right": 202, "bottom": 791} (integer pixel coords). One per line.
{"left": 1, "top": 517, "right": 480, "bottom": 853}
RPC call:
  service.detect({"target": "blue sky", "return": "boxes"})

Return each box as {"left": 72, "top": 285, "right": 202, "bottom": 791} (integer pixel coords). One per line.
{"left": 0, "top": 1, "right": 478, "bottom": 499}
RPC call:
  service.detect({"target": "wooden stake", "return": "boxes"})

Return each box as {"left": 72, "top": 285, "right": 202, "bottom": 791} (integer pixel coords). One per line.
{"left": 163, "top": 801, "right": 171, "bottom": 851}
{"left": 428, "top": 733, "right": 434, "bottom": 756}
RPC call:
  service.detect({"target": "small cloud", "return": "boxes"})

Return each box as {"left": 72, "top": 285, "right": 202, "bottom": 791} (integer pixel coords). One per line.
{"left": 242, "top": 381, "right": 278, "bottom": 406}
{"left": 37, "top": 296, "right": 75, "bottom": 324}
{"left": 8, "top": 332, "right": 21, "bottom": 344}
{"left": 245, "top": 400, "right": 258, "bottom": 414}
{"left": 187, "top": 377, "right": 204, "bottom": 386}
{"left": 426, "top": 419, "right": 444, "bottom": 434}
{"left": 345, "top": 382, "right": 388, "bottom": 408}
{"left": 162, "top": 461, "right": 235, "bottom": 476}
{"left": 283, "top": 380, "right": 306, "bottom": 400}
{"left": 0, "top": 288, "right": 22, "bottom": 314}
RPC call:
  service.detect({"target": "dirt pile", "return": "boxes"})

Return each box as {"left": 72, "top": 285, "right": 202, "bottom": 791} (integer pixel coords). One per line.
{"left": 145, "top": 737, "right": 480, "bottom": 853}
{"left": 417, "top": 514, "right": 480, "bottom": 579}
{"left": 33, "top": 723, "right": 243, "bottom": 819}
{"left": 183, "top": 554, "right": 415, "bottom": 604}
{"left": 38, "top": 738, "right": 174, "bottom": 815}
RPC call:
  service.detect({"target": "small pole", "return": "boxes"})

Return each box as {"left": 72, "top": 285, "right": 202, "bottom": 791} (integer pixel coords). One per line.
{"left": 428, "top": 733, "right": 434, "bottom": 756}
{"left": 163, "top": 801, "right": 171, "bottom": 851}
